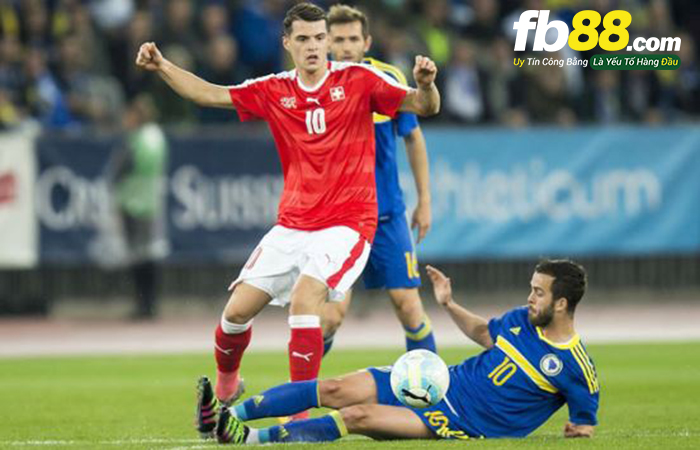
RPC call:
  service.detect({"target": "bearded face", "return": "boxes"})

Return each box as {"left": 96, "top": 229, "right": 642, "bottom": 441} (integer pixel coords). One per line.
{"left": 528, "top": 298, "right": 555, "bottom": 327}
{"left": 527, "top": 272, "right": 558, "bottom": 327}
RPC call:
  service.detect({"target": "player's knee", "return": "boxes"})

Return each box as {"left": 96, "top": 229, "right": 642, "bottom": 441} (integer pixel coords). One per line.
{"left": 222, "top": 305, "right": 254, "bottom": 325}
{"left": 319, "top": 378, "right": 345, "bottom": 408}
{"left": 339, "top": 405, "right": 371, "bottom": 431}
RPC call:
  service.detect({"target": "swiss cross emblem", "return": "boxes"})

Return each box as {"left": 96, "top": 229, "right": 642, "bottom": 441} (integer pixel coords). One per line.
{"left": 280, "top": 96, "right": 297, "bottom": 109}
{"left": 330, "top": 86, "right": 345, "bottom": 102}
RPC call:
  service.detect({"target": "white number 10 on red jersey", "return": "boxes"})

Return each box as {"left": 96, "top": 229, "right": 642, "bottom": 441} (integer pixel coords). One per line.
{"left": 305, "top": 108, "right": 326, "bottom": 135}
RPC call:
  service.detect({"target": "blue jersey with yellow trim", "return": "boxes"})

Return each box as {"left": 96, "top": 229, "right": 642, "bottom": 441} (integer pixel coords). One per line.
{"left": 446, "top": 307, "right": 600, "bottom": 438}
{"left": 363, "top": 58, "right": 419, "bottom": 218}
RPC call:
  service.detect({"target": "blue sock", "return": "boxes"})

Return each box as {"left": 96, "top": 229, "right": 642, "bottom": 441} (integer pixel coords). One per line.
{"left": 233, "top": 380, "right": 319, "bottom": 421}
{"left": 323, "top": 334, "right": 334, "bottom": 356}
{"left": 405, "top": 316, "right": 437, "bottom": 353}
{"left": 259, "top": 411, "right": 348, "bottom": 443}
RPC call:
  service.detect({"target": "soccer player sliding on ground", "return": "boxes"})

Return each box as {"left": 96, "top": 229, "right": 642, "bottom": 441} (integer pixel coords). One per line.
{"left": 209, "top": 260, "right": 599, "bottom": 444}
{"left": 134, "top": 2, "right": 440, "bottom": 436}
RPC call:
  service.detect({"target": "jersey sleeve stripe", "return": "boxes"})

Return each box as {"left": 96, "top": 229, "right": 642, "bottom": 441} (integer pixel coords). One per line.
{"left": 571, "top": 345, "right": 599, "bottom": 393}
{"left": 573, "top": 344, "right": 598, "bottom": 390}
{"left": 495, "top": 336, "right": 559, "bottom": 394}
{"left": 356, "top": 64, "right": 411, "bottom": 92}
{"left": 574, "top": 344, "right": 600, "bottom": 391}
{"left": 228, "top": 70, "right": 293, "bottom": 89}
{"left": 228, "top": 75, "right": 273, "bottom": 90}
{"left": 570, "top": 347, "right": 593, "bottom": 393}
{"left": 371, "top": 61, "right": 409, "bottom": 86}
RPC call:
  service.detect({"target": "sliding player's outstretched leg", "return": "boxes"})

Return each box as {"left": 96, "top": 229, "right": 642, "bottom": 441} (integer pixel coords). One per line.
{"left": 218, "top": 369, "right": 381, "bottom": 443}
{"left": 217, "top": 404, "right": 432, "bottom": 444}
{"left": 231, "top": 380, "right": 320, "bottom": 421}
{"left": 218, "top": 370, "right": 402, "bottom": 444}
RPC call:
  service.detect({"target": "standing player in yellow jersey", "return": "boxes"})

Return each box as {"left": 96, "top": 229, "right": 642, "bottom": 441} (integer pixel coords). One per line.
{"left": 321, "top": 4, "right": 437, "bottom": 355}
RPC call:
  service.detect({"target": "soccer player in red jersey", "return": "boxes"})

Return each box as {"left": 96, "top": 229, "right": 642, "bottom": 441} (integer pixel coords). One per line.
{"left": 135, "top": 2, "right": 440, "bottom": 436}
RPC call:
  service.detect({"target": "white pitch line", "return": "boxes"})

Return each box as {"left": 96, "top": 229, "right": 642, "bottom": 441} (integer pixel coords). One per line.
{"left": 166, "top": 446, "right": 211, "bottom": 450}
{"left": 3, "top": 438, "right": 204, "bottom": 447}
{"left": 2, "top": 440, "right": 335, "bottom": 448}
{"left": 5, "top": 442, "right": 77, "bottom": 447}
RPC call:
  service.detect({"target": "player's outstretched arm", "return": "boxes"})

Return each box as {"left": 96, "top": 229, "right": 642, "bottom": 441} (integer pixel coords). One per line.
{"left": 400, "top": 56, "right": 440, "bottom": 116}
{"left": 564, "top": 422, "right": 594, "bottom": 438}
{"left": 135, "top": 42, "right": 233, "bottom": 109}
{"left": 426, "top": 265, "right": 494, "bottom": 349}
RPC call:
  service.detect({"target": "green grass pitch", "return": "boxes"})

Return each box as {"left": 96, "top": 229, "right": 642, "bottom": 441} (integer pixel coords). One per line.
{"left": 1, "top": 342, "right": 699, "bottom": 449}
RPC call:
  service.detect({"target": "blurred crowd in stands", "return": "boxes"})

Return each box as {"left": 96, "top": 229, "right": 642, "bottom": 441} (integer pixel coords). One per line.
{"left": 0, "top": 0, "right": 698, "bottom": 130}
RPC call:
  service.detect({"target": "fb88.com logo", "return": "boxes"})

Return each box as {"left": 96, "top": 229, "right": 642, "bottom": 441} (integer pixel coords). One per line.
{"left": 514, "top": 10, "right": 681, "bottom": 53}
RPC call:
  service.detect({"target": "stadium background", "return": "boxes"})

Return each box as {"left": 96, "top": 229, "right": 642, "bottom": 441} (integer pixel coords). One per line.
{"left": 0, "top": 0, "right": 699, "bottom": 448}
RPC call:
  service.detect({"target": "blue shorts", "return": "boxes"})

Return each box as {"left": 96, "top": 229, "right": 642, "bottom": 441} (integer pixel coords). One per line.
{"left": 363, "top": 213, "right": 421, "bottom": 290}
{"left": 367, "top": 367, "right": 475, "bottom": 440}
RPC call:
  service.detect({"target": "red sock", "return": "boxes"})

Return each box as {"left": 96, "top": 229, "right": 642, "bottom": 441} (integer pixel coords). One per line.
{"left": 214, "top": 323, "right": 251, "bottom": 401}
{"left": 288, "top": 327, "right": 323, "bottom": 382}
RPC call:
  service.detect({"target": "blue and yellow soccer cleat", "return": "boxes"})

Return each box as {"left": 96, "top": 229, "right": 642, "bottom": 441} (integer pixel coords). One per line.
{"left": 217, "top": 405, "right": 249, "bottom": 444}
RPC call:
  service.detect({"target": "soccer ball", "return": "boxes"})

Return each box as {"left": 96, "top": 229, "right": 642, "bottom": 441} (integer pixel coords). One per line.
{"left": 390, "top": 349, "right": 450, "bottom": 409}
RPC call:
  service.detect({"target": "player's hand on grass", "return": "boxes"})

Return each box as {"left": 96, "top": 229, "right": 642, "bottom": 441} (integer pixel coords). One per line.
{"left": 411, "top": 202, "right": 432, "bottom": 244}
{"left": 563, "top": 422, "right": 594, "bottom": 438}
{"left": 426, "top": 265, "right": 453, "bottom": 307}
{"left": 413, "top": 55, "right": 438, "bottom": 89}
{"left": 135, "top": 42, "right": 165, "bottom": 71}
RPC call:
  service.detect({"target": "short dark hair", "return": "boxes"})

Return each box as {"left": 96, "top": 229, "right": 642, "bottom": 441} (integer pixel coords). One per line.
{"left": 328, "top": 4, "right": 370, "bottom": 38}
{"left": 535, "top": 259, "right": 587, "bottom": 315}
{"left": 283, "top": 3, "right": 327, "bottom": 36}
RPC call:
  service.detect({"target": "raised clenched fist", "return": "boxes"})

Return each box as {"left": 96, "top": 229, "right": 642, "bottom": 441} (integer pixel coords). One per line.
{"left": 135, "top": 42, "right": 164, "bottom": 71}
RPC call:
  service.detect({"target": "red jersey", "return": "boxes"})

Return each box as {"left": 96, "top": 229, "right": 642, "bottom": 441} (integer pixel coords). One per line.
{"left": 228, "top": 61, "right": 409, "bottom": 242}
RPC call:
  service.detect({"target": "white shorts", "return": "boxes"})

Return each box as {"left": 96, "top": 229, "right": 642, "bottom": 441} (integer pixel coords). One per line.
{"left": 229, "top": 225, "right": 371, "bottom": 306}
